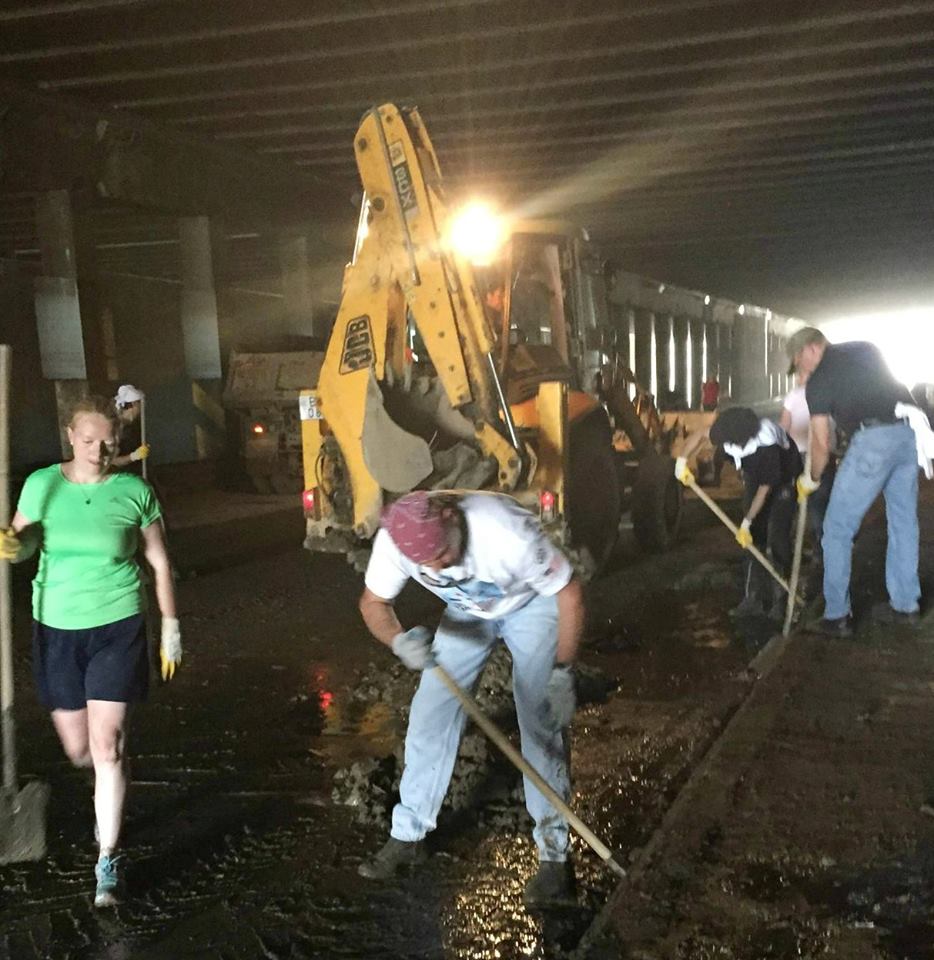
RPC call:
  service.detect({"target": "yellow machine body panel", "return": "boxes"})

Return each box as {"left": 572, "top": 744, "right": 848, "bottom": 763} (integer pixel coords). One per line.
{"left": 310, "top": 104, "right": 521, "bottom": 539}
{"left": 301, "top": 102, "right": 680, "bottom": 569}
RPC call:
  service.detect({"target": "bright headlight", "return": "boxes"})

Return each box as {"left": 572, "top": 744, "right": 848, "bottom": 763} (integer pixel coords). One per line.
{"left": 447, "top": 201, "right": 504, "bottom": 266}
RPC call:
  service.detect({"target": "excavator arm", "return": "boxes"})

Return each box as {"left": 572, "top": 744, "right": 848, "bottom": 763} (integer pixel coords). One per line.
{"left": 314, "top": 104, "right": 521, "bottom": 538}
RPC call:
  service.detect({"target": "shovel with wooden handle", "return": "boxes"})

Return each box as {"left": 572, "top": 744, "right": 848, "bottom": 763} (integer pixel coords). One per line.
{"left": 139, "top": 394, "right": 148, "bottom": 482}
{"left": 433, "top": 663, "right": 627, "bottom": 879}
{"left": 783, "top": 449, "right": 813, "bottom": 637}
{"left": 0, "top": 345, "right": 50, "bottom": 864}
{"left": 684, "top": 475, "right": 803, "bottom": 605}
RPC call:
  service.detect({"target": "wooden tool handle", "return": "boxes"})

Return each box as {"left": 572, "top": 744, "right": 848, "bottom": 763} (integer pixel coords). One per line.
{"left": 783, "top": 450, "right": 813, "bottom": 636}
{"left": 687, "top": 477, "right": 797, "bottom": 599}
{"left": 433, "top": 663, "right": 627, "bottom": 878}
{"left": 0, "top": 345, "right": 17, "bottom": 791}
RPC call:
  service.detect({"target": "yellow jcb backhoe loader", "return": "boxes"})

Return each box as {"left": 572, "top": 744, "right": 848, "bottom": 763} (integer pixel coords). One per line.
{"left": 300, "top": 103, "right": 681, "bottom": 573}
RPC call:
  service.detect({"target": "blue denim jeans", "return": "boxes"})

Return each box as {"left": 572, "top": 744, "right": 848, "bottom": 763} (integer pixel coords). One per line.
{"left": 391, "top": 593, "right": 570, "bottom": 861}
{"left": 821, "top": 423, "right": 920, "bottom": 619}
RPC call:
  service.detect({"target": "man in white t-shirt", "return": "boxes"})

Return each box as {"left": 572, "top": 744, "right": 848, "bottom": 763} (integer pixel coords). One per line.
{"left": 357, "top": 490, "right": 585, "bottom": 908}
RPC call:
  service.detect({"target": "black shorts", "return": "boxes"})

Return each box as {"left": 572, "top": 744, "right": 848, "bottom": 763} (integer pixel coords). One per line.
{"left": 32, "top": 614, "right": 149, "bottom": 710}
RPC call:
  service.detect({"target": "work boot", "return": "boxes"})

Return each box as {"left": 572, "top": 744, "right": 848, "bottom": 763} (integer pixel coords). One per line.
{"left": 806, "top": 615, "right": 853, "bottom": 639}
{"left": 522, "top": 860, "right": 577, "bottom": 909}
{"left": 357, "top": 837, "right": 426, "bottom": 880}
{"left": 94, "top": 854, "right": 124, "bottom": 908}
{"left": 871, "top": 602, "right": 921, "bottom": 629}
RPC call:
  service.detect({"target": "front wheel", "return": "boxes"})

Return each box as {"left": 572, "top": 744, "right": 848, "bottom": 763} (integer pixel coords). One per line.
{"left": 631, "top": 453, "right": 682, "bottom": 552}
{"left": 566, "top": 410, "right": 622, "bottom": 574}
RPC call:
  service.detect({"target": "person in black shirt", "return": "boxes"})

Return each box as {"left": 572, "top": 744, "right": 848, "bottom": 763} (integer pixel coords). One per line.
{"left": 790, "top": 327, "right": 921, "bottom": 635}
{"left": 677, "top": 407, "right": 801, "bottom": 619}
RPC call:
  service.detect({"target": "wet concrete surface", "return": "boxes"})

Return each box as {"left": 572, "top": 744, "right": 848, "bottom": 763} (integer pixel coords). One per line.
{"left": 3, "top": 484, "right": 922, "bottom": 959}
{"left": 583, "top": 484, "right": 934, "bottom": 960}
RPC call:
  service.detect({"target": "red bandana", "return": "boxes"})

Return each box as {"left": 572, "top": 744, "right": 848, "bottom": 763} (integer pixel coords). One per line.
{"left": 382, "top": 492, "right": 448, "bottom": 564}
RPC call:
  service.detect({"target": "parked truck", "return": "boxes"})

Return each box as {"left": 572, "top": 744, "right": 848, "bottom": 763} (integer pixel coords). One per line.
{"left": 223, "top": 349, "right": 324, "bottom": 493}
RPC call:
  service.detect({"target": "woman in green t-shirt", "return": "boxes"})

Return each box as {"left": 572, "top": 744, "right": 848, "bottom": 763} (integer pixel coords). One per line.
{"left": 1, "top": 394, "right": 181, "bottom": 908}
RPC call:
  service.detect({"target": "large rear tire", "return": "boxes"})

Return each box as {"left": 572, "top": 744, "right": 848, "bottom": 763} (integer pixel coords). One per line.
{"left": 632, "top": 453, "right": 682, "bottom": 552}
{"left": 566, "top": 410, "right": 622, "bottom": 573}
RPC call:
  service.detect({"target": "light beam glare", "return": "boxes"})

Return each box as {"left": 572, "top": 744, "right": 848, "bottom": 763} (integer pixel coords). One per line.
{"left": 818, "top": 309, "right": 934, "bottom": 387}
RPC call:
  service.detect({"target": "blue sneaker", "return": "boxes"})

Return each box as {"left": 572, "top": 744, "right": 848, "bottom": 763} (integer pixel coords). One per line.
{"left": 94, "top": 854, "right": 124, "bottom": 908}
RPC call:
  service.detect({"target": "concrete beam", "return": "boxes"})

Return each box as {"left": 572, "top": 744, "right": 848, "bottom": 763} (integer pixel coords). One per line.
{"left": 609, "top": 269, "right": 706, "bottom": 320}
{"left": 33, "top": 189, "right": 107, "bottom": 383}
{"left": 0, "top": 79, "right": 341, "bottom": 224}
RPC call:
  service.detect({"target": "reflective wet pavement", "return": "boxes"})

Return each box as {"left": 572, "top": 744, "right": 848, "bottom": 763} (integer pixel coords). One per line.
{"left": 0, "top": 501, "right": 791, "bottom": 959}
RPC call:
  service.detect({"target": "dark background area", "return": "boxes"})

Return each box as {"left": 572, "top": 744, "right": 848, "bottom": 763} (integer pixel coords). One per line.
{"left": 2, "top": 0, "right": 933, "bottom": 320}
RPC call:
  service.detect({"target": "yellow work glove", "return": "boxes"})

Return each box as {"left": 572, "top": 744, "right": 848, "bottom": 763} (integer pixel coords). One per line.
{"left": 0, "top": 527, "right": 20, "bottom": 562}
{"left": 796, "top": 472, "right": 820, "bottom": 504}
{"left": 129, "top": 443, "right": 151, "bottom": 462}
{"left": 160, "top": 617, "right": 182, "bottom": 681}
{"left": 735, "top": 518, "right": 754, "bottom": 550}
{"left": 674, "top": 456, "right": 695, "bottom": 487}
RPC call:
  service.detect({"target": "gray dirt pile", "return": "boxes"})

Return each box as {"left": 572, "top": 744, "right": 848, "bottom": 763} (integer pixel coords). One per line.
{"left": 333, "top": 646, "right": 616, "bottom": 828}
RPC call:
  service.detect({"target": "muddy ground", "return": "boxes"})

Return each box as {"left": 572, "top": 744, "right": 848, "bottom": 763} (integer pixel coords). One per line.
{"left": 0, "top": 485, "right": 931, "bottom": 959}
{"left": 583, "top": 484, "right": 934, "bottom": 960}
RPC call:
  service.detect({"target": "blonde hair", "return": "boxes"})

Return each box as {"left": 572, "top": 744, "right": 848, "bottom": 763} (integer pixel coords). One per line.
{"left": 67, "top": 394, "right": 122, "bottom": 435}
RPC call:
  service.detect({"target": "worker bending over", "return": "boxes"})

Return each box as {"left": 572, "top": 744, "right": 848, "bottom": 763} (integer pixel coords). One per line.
{"left": 357, "top": 490, "right": 584, "bottom": 908}
{"left": 676, "top": 408, "right": 801, "bottom": 619}
{"left": 790, "top": 327, "right": 933, "bottom": 636}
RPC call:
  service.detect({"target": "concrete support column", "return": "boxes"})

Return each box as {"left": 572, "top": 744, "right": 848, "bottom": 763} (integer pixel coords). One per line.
{"left": 279, "top": 233, "right": 316, "bottom": 339}
{"left": 654, "top": 313, "right": 672, "bottom": 401}
{"left": 729, "top": 316, "right": 746, "bottom": 403}
{"left": 608, "top": 303, "right": 633, "bottom": 371}
{"left": 731, "top": 312, "right": 768, "bottom": 404}
{"left": 34, "top": 190, "right": 109, "bottom": 451}
{"left": 721, "top": 325, "right": 734, "bottom": 400}
{"left": 690, "top": 318, "right": 704, "bottom": 409}
{"left": 178, "top": 216, "right": 226, "bottom": 460}
{"left": 673, "top": 315, "right": 689, "bottom": 407}
{"left": 770, "top": 333, "right": 788, "bottom": 398}
{"left": 713, "top": 323, "right": 723, "bottom": 381}
{"left": 767, "top": 332, "right": 777, "bottom": 398}
{"left": 779, "top": 338, "right": 790, "bottom": 394}
{"left": 632, "top": 307, "right": 653, "bottom": 390}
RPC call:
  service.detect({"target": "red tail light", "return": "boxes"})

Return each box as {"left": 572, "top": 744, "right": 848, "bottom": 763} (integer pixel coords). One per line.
{"left": 302, "top": 488, "right": 319, "bottom": 518}
{"left": 540, "top": 489, "right": 557, "bottom": 521}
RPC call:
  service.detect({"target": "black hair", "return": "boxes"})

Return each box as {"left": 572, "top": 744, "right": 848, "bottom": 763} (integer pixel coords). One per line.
{"left": 709, "top": 407, "right": 760, "bottom": 448}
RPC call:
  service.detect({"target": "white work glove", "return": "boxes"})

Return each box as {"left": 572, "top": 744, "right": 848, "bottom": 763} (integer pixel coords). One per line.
{"left": 796, "top": 472, "right": 820, "bottom": 503}
{"left": 129, "top": 443, "right": 151, "bottom": 462}
{"left": 0, "top": 527, "right": 20, "bottom": 562}
{"left": 391, "top": 626, "right": 435, "bottom": 671}
{"left": 674, "top": 456, "right": 695, "bottom": 487}
{"left": 542, "top": 664, "right": 577, "bottom": 732}
{"left": 160, "top": 617, "right": 182, "bottom": 681}
{"left": 735, "top": 517, "right": 753, "bottom": 550}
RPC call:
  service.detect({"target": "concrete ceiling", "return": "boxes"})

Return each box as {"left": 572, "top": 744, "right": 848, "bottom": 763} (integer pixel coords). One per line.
{"left": 2, "top": 0, "right": 933, "bottom": 317}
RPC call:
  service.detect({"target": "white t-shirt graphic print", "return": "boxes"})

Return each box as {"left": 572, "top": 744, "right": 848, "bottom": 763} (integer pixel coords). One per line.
{"left": 365, "top": 493, "right": 573, "bottom": 619}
